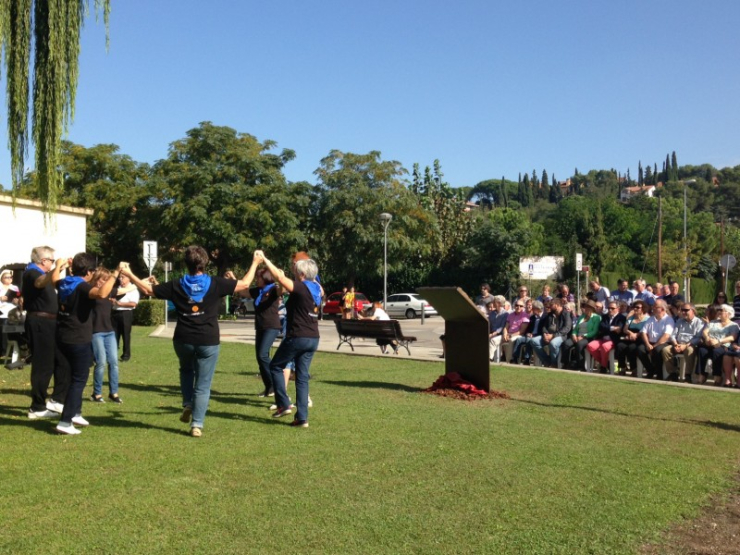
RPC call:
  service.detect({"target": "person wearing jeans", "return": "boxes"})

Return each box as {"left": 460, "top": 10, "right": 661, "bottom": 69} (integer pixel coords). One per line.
{"left": 229, "top": 255, "right": 282, "bottom": 397}
{"left": 91, "top": 267, "right": 121, "bottom": 402}
{"left": 172, "top": 342, "right": 220, "bottom": 429}
{"left": 259, "top": 251, "right": 322, "bottom": 428}
{"left": 54, "top": 254, "right": 123, "bottom": 435}
{"left": 124, "top": 246, "right": 253, "bottom": 437}
{"left": 531, "top": 298, "right": 572, "bottom": 367}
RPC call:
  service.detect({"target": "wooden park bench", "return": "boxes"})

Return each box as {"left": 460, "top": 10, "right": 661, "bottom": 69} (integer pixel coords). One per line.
{"left": 333, "top": 319, "right": 417, "bottom": 355}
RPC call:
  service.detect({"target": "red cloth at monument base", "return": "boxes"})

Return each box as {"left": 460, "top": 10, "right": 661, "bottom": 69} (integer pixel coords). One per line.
{"left": 425, "top": 372, "right": 488, "bottom": 396}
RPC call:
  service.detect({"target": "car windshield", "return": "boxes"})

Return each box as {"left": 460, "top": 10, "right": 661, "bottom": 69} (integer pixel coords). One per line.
{"left": 355, "top": 293, "right": 368, "bottom": 301}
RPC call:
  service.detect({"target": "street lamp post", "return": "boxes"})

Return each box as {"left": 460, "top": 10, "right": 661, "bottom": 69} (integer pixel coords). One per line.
{"left": 380, "top": 212, "right": 393, "bottom": 307}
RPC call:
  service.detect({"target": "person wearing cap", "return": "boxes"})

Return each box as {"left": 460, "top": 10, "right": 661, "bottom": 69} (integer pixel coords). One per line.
{"left": 661, "top": 303, "right": 704, "bottom": 382}
{"left": 561, "top": 299, "right": 601, "bottom": 370}
{"left": 636, "top": 299, "right": 675, "bottom": 379}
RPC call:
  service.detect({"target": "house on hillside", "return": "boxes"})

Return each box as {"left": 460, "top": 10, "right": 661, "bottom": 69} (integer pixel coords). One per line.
{"left": 620, "top": 185, "right": 656, "bottom": 203}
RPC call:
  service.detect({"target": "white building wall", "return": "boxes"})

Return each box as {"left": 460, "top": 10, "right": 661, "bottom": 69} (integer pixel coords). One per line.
{"left": 0, "top": 195, "right": 93, "bottom": 265}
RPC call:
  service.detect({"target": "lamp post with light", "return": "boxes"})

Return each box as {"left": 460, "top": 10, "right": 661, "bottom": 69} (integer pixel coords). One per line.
{"left": 380, "top": 212, "right": 392, "bottom": 307}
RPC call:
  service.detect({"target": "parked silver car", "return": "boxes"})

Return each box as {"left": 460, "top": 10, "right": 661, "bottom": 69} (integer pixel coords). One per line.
{"left": 384, "top": 293, "right": 438, "bottom": 319}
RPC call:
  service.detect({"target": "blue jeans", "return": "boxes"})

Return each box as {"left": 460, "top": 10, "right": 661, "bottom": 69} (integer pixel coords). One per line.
{"left": 57, "top": 341, "right": 93, "bottom": 423}
{"left": 511, "top": 335, "right": 528, "bottom": 362}
{"left": 531, "top": 335, "right": 564, "bottom": 366}
{"left": 173, "top": 341, "right": 220, "bottom": 429}
{"left": 280, "top": 315, "right": 295, "bottom": 371}
{"left": 255, "top": 327, "right": 281, "bottom": 392}
{"left": 92, "top": 331, "right": 119, "bottom": 396}
{"left": 270, "top": 336, "right": 319, "bottom": 422}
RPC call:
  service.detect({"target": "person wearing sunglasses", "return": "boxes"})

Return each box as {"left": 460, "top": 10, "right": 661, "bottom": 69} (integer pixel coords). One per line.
{"left": 502, "top": 300, "right": 530, "bottom": 363}
{"left": 586, "top": 301, "right": 626, "bottom": 370}
{"left": 661, "top": 303, "right": 704, "bottom": 382}
{"left": 637, "top": 299, "right": 675, "bottom": 380}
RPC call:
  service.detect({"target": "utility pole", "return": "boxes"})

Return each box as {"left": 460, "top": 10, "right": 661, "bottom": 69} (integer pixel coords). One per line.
{"left": 657, "top": 196, "right": 663, "bottom": 282}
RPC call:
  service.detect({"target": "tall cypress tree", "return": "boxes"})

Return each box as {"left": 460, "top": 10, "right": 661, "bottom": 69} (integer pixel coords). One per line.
{"left": 671, "top": 151, "right": 678, "bottom": 180}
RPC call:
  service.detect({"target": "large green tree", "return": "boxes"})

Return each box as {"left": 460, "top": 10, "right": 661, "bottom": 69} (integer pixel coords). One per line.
{"left": 149, "top": 122, "right": 306, "bottom": 275}
{"left": 313, "top": 150, "right": 435, "bottom": 290}
{"left": 0, "top": 0, "right": 110, "bottom": 212}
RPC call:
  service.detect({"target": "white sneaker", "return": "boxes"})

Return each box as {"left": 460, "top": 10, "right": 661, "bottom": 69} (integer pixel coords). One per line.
{"left": 46, "top": 400, "right": 64, "bottom": 413}
{"left": 28, "top": 409, "right": 57, "bottom": 420}
{"left": 71, "top": 415, "right": 89, "bottom": 427}
{"left": 56, "top": 422, "right": 81, "bottom": 435}
{"left": 269, "top": 403, "right": 278, "bottom": 410}
{"left": 308, "top": 397, "right": 313, "bottom": 408}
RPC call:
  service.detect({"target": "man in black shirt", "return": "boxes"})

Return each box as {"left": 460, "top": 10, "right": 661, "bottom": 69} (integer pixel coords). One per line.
{"left": 24, "top": 246, "right": 69, "bottom": 419}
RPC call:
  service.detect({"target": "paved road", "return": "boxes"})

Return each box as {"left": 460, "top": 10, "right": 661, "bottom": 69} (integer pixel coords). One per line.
{"left": 153, "top": 314, "right": 447, "bottom": 361}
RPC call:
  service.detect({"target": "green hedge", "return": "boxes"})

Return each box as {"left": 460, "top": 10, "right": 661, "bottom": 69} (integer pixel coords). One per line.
{"left": 133, "top": 299, "right": 166, "bottom": 326}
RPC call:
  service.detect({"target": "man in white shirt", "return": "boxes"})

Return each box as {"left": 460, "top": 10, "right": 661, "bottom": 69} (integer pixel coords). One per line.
{"left": 637, "top": 299, "right": 674, "bottom": 379}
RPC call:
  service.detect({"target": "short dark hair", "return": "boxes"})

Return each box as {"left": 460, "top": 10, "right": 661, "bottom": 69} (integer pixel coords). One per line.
{"left": 71, "top": 253, "right": 96, "bottom": 277}
{"left": 184, "top": 246, "right": 209, "bottom": 274}
{"left": 480, "top": 283, "right": 490, "bottom": 292}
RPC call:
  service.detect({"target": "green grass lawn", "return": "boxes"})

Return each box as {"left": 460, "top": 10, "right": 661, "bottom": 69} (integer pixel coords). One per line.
{"left": 2, "top": 327, "right": 739, "bottom": 554}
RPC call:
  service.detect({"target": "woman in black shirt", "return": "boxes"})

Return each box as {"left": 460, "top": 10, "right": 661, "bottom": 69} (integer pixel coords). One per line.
{"left": 54, "top": 254, "right": 122, "bottom": 435}
{"left": 124, "top": 246, "right": 252, "bottom": 437}
{"left": 258, "top": 250, "right": 322, "bottom": 428}
{"left": 232, "top": 254, "right": 282, "bottom": 397}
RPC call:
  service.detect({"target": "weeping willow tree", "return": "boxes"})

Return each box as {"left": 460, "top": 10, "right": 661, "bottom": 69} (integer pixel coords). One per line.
{"left": 0, "top": 0, "right": 110, "bottom": 213}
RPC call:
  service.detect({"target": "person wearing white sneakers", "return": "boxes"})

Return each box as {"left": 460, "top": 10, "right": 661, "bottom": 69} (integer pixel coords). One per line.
{"left": 53, "top": 254, "right": 124, "bottom": 435}
{"left": 24, "top": 246, "right": 69, "bottom": 420}
{"left": 258, "top": 250, "right": 321, "bottom": 429}
{"left": 123, "top": 246, "right": 254, "bottom": 437}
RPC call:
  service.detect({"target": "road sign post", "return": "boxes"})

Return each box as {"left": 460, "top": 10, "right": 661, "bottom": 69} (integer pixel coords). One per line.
{"left": 143, "top": 241, "right": 158, "bottom": 277}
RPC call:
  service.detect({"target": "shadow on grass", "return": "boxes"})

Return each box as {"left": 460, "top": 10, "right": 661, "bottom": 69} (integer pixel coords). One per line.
{"left": 509, "top": 396, "right": 740, "bottom": 432}
{"left": 0, "top": 403, "right": 187, "bottom": 435}
{"left": 319, "top": 379, "right": 423, "bottom": 393}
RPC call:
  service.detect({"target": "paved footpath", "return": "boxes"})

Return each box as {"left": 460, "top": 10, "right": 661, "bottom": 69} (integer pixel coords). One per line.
{"left": 149, "top": 316, "right": 737, "bottom": 391}
{"left": 152, "top": 315, "right": 448, "bottom": 361}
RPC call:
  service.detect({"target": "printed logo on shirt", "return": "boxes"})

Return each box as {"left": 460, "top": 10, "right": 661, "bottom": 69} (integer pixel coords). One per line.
{"left": 192, "top": 305, "right": 199, "bottom": 312}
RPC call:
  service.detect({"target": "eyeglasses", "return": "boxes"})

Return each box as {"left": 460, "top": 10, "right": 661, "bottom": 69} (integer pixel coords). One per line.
{"left": 515, "top": 304, "right": 524, "bottom": 308}
{"left": 634, "top": 306, "right": 643, "bottom": 310}
{"left": 519, "top": 289, "right": 527, "bottom": 293}
{"left": 608, "top": 306, "right": 618, "bottom": 310}
{"left": 717, "top": 308, "right": 727, "bottom": 312}
{"left": 680, "top": 308, "right": 690, "bottom": 313}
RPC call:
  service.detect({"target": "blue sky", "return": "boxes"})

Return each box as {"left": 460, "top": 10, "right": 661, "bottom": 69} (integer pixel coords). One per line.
{"left": 1, "top": 0, "right": 739, "bottom": 189}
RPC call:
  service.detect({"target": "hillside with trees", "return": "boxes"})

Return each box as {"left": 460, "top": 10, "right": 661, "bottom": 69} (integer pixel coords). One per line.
{"left": 7, "top": 123, "right": 740, "bottom": 302}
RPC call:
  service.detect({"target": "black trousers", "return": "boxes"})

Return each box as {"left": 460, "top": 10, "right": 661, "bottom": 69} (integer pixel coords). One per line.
{"left": 58, "top": 341, "right": 93, "bottom": 423}
{"left": 112, "top": 310, "right": 134, "bottom": 360}
{"left": 636, "top": 342, "right": 670, "bottom": 377}
{"left": 25, "top": 314, "right": 69, "bottom": 411}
